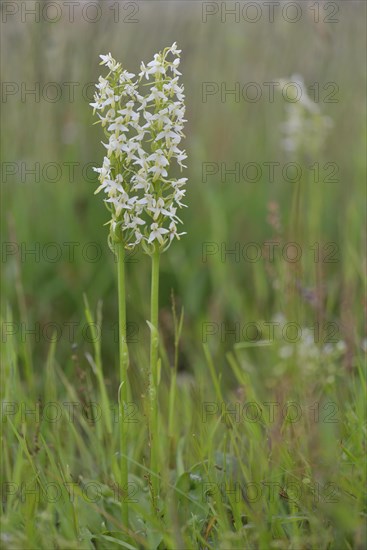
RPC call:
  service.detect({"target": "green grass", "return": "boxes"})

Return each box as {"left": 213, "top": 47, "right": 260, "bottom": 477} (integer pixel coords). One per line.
{"left": 1, "top": 2, "right": 366, "bottom": 548}
{"left": 1, "top": 310, "right": 366, "bottom": 548}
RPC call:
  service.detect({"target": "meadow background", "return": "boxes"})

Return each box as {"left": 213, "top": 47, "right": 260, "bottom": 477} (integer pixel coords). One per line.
{"left": 1, "top": 1, "right": 366, "bottom": 548}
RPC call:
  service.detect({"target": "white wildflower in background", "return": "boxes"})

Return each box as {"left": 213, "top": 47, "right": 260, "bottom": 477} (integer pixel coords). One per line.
{"left": 91, "top": 44, "right": 187, "bottom": 253}
{"left": 276, "top": 74, "right": 333, "bottom": 158}
{"left": 277, "top": 324, "right": 346, "bottom": 379}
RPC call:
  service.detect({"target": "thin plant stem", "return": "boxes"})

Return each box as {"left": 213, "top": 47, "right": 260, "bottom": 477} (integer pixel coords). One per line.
{"left": 83, "top": 295, "right": 112, "bottom": 437}
{"left": 117, "top": 242, "right": 129, "bottom": 527}
{"left": 168, "top": 299, "right": 183, "bottom": 466}
{"left": 149, "top": 246, "right": 160, "bottom": 504}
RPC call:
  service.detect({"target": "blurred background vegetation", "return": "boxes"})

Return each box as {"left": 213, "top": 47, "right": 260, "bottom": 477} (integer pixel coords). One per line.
{"left": 1, "top": 0, "right": 365, "bottom": 388}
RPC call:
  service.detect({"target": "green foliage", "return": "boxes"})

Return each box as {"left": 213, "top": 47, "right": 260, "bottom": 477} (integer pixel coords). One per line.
{"left": 1, "top": 3, "right": 366, "bottom": 548}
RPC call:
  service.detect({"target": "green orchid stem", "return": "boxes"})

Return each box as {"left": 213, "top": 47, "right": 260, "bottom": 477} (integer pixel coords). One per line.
{"left": 117, "top": 242, "right": 129, "bottom": 528}
{"left": 149, "top": 246, "right": 160, "bottom": 506}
